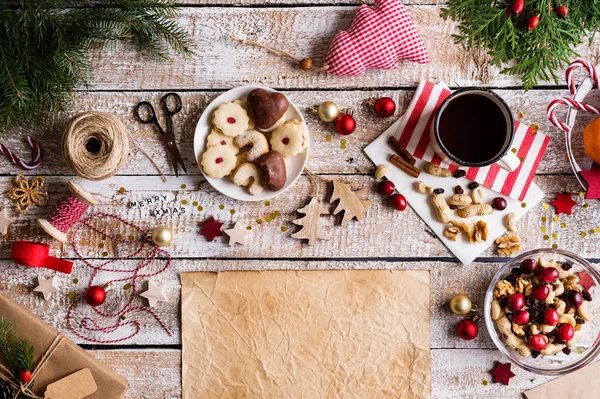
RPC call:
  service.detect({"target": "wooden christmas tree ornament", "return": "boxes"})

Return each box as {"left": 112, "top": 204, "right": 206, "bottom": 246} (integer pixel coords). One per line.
{"left": 291, "top": 170, "right": 329, "bottom": 245}
{"left": 329, "top": 180, "right": 374, "bottom": 225}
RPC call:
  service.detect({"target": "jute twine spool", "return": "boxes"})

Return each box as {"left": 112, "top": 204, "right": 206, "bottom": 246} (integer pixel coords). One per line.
{"left": 62, "top": 111, "right": 129, "bottom": 181}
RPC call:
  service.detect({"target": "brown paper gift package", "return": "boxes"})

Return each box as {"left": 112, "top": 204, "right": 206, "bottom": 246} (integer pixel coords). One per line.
{"left": 181, "top": 269, "right": 431, "bottom": 399}
{"left": 0, "top": 291, "right": 128, "bottom": 399}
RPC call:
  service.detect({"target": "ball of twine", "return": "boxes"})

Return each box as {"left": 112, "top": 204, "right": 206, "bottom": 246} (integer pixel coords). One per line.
{"left": 62, "top": 111, "right": 129, "bottom": 181}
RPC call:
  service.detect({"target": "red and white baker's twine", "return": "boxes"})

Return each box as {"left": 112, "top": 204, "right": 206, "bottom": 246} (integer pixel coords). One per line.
{"left": 46, "top": 192, "right": 89, "bottom": 233}
{"left": 548, "top": 59, "right": 600, "bottom": 133}
{"left": 0, "top": 136, "right": 42, "bottom": 170}
{"left": 67, "top": 212, "right": 172, "bottom": 343}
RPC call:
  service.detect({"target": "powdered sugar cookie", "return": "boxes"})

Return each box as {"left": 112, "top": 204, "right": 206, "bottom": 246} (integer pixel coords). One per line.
{"left": 206, "top": 129, "right": 239, "bottom": 155}
{"left": 270, "top": 120, "right": 307, "bottom": 158}
{"left": 234, "top": 130, "right": 269, "bottom": 162}
{"left": 201, "top": 145, "right": 237, "bottom": 178}
{"left": 233, "top": 99, "right": 255, "bottom": 130}
{"left": 212, "top": 102, "right": 249, "bottom": 137}
{"left": 231, "top": 162, "right": 265, "bottom": 196}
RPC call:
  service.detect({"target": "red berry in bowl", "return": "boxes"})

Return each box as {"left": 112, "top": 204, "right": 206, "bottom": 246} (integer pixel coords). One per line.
{"left": 531, "top": 285, "right": 550, "bottom": 301}
{"left": 507, "top": 293, "right": 525, "bottom": 312}
{"left": 566, "top": 290, "right": 583, "bottom": 308}
{"left": 379, "top": 180, "right": 395, "bottom": 195}
{"left": 528, "top": 334, "right": 548, "bottom": 351}
{"left": 492, "top": 197, "right": 507, "bottom": 210}
{"left": 558, "top": 324, "right": 575, "bottom": 342}
{"left": 391, "top": 194, "right": 407, "bottom": 211}
{"left": 520, "top": 258, "right": 537, "bottom": 273}
{"left": 544, "top": 308, "right": 559, "bottom": 326}
{"left": 538, "top": 267, "right": 559, "bottom": 284}
{"left": 512, "top": 310, "right": 530, "bottom": 325}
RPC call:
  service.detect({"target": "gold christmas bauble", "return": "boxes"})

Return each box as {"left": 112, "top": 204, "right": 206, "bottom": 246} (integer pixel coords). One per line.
{"left": 149, "top": 226, "right": 173, "bottom": 247}
{"left": 318, "top": 101, "right": 340, "bottom": 123}
{"left": 450, "top": 294, "right": 472, "bottom": 315}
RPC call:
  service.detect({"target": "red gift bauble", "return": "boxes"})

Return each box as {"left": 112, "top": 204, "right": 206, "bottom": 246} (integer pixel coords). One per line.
{"left": 457, "top": 319, "right": 478, "bottom": 340}
{"left": 85, "top": 285, "right": 107, "bottom": 307}
{"left": 374, "top": 97, "right": 396, "bottom": 118}
{"left": 19, "top": 370, "right": 32, "bottom": 384}
{"left": 335, "top": 114, "right": 356, "bottom": 135}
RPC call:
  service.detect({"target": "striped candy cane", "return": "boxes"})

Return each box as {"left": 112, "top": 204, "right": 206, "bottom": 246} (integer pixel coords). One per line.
{"left": 566, "top": 59, "right": 599, "bottom": 95}
{"left": 0, "top": 135, "right": 42, "bottom": 170}
{"left": 547, "top": 97, "right": 600, "bottom": 133}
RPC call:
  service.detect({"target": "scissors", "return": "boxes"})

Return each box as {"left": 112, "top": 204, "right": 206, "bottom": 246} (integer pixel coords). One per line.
{"left": 134, "top": 92, "right": 187, "bottom": 177}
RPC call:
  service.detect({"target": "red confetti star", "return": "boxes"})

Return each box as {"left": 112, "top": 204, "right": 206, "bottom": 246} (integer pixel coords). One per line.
{"left": 577, "top": 271, "right": 596, "bottom": 291}
{"left": 580, "top": 162, "right": 600, "bottom": 199}
{"left": 552, "top": 192, "right": 577, "bottom": 215}
{"left": 200, "top": 216, "right": 223, "bottom": 242}
{"left": 490, "top": 361, "right": 515, "bottom": 385}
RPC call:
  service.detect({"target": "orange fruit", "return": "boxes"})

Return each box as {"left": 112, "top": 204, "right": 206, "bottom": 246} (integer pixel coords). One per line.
{"left": 584, "top": 118, "right": 600, "bottom": 164}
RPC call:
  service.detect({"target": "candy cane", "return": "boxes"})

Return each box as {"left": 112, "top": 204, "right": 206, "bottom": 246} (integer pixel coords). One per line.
{"left": 566, "top": 59, "right": 599, "bottom": 95}
{"left": 547, "top": 97, "right": 600, "bottom": 133}
{"left": 0, "top": 135, "right": 42, "bottom": 170}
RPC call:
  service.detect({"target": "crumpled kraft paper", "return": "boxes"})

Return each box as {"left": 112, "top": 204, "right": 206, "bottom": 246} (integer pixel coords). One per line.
{"left": 181, "top": 270, "right": 431, "bottom": 398}
{"left": 524, "top": 362, "right": 600, "bottom": 399}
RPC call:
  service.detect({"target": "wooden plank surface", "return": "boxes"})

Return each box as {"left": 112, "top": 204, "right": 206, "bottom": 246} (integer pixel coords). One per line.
{"left": 83, "top": 6, "right": 600, "bottom": 90}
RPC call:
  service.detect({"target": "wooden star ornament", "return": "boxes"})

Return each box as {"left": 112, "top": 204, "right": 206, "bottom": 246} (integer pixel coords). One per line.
{"left": 490, "top": 361, "right": 515, "bottom": 385}
{"left": 200, "top": 216, "right": 223, "bottom": 242}
{"left": 140, "top": 280, "right": 168, "bottom": 308}
{"left": 551, "top": 192, "right": 577, "bottom": 215}
{"left": 329, "top": 180, "right": 374, "bottom": 225}
{"left": 580, "top": 162, "right": 600, "bottom": 199}
{"left": 224, "top": 223, "right": 248, "bottom": 246}
{"left": 0, "top": 207, "right": 13, "bottom": 235}
{"left": 33, "top": 275, "right": 59, "bottom": 300}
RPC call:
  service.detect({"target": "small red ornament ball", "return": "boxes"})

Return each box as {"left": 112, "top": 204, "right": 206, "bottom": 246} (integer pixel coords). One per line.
{"left": 19, "top": 370, "right": 32, "bottom": 384}
{"left": 391, "top": 194, "right": 407, "bottom": 211}
{"left": 528, "top": 15, "right": 540, "bottom": 30}
{"left": 335, "top": 114, "right": 356, "bottom": 135}
{"left": 557, "top": 5, "right": 568, "bottom": 18}
{"left": 85, "top": 285, "right": 107, "bottom": 307}
{"left": 379, "top": 180, "right": 395, "bottom": 195}
{"left": 457, "top": 319, "right": 478, "bottom": 340}
{"left": 374, "top": 97, "right": 396, "bottom": 118}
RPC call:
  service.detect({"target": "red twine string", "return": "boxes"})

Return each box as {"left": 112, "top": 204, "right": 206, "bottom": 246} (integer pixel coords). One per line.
{"left": 67, "top": 212, "right": 173, "bottom": 343}
{"left": 46, "top": 192, "right": 89, "bottom": 233}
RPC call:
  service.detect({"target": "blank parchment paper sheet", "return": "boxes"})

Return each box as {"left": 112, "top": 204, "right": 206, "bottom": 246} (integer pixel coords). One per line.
{"left": 181, "top": 270, "right": 431, "bottom": 399}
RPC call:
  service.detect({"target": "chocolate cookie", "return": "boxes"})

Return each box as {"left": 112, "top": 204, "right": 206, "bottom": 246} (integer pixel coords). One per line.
{"left": 256, "top": 151, "right": 287, "bottom": 191}
{"left": 247, "top": 89, "right": 289, "bottom": 133}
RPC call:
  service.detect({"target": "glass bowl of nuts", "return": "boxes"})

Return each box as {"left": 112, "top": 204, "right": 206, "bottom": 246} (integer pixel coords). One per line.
{"left": 484, "top": 249, "right": 600, "bottom": 375}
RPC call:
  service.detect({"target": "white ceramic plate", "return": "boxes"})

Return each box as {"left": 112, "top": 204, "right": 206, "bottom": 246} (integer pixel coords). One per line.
{"left": 194, "top": 86, "right": 309, "bottom": 201}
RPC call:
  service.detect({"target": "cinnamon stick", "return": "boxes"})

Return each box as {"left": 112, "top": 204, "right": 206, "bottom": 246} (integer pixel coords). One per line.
{"left": 389, "top": 155, "right": 421, "bottom": 178}
{"left": 388, "top": 137, "right": 416, "bottom": 165}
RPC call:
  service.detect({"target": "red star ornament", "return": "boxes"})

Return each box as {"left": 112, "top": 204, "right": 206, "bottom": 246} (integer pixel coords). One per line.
{"left": 324, "top": 0, "right": 429, "bottom": 76}
{"left": 200, "top": 216, "right": 223, "bottom": 242}
{"left": 490, "top": 361, "right": 515, "bottom": 385}
{"left": 552, "top": 192, "right": 577, "bottom": 215}
{"left": 577, "top": 271, "right": 596, "bottom": 291}
{"left": 580, "top": 162, "right": 600, "bottom": 199}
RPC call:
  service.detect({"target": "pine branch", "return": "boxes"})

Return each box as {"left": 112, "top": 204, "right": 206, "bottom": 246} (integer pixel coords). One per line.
{"left": 0, "top": 317, "right": 19, "bottom": 374}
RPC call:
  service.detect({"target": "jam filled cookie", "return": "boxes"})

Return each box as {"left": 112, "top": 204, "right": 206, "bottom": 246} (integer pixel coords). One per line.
{"left": 233, "top": 99, "right": 255, "bottom": 130}
{"left": 231, "top": 162, "right": 265, "bottom": 196}
{"left": 247, "top": 89, "right": 289, "bottom": 133}
{"left": 201, "top": 145, "right": 237, "bottom": 178}
{"left": 234, "top": 130, "right": 269, "bottom": 162}
{"left": 270, "top": 120, "right": 307, "bottom": 158}
{"left": 212, "top": 102, "right": 249, "bottom": 137}
{"left": 206, "top": 129, "right": 239, "bottom": 155}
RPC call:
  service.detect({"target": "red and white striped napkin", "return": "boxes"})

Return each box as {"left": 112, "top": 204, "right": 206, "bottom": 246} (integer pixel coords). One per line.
{"left": 393, "top": 81, "right": 550, "bottom": 201}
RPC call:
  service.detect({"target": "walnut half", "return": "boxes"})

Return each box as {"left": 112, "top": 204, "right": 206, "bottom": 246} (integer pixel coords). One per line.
{"left": 496, "top": 233, "right": 521, "bottom": 256}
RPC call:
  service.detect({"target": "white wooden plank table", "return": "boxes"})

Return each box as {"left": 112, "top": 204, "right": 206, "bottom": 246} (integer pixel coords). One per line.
{"left": 1, "top": 2, "right": 599, "bottom": 398}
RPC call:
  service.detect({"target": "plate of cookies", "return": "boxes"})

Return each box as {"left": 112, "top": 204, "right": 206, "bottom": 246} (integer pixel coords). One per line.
{"left": 194, "top": 86, "right": 309, "bottom": 201}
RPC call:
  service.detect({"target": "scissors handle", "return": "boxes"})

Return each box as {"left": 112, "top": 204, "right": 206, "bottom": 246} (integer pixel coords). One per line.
{"left": 161, "top": 93, "right": 182, "bottom": 116}
{"left": 134, "top": 101, "right": 158, "bottom": 124}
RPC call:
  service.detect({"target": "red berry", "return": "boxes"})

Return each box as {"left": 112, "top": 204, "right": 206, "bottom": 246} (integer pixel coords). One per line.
{"left": 19, "top": 370, "right": 32, "bottom": 384}
{"left": 521, "top": 258, "right": 538, "bottom": 273}
{"left": 374, "top": 97, "right": 396, "bottom": 118}
{"left": 457, "top": 319, "right": 478, "bottom": 340}
{"left": 492, "top": 197, "right": 507, "bottom": 210}
{"left": 512, "top": 0, "right": 524, "bottom": 14}
{"left": 379, "top": 180, "right": 395, "bottom": 195}
{"left": 557, "top": 5, "right": 568, "bottom": 18}
{"left": 391, "top": 194, "right": 407, "bottom": 211}
{"left": 512, "top": 310, "right": 530, "bottom": 325}
{"left": 85, "top": 286, "right": 107, "bottom": 307}
{"left": 531, "top": 285, "right": 550, "bottom": 301}
{"left": 507, "top": 293, "right": 525, "bottom": 312}
{"left": 528, "top": 334, "right": 548, "bottom": 351}
{"left": 528, "top": 15, "right": 540, "bottom": 30}
{"left": 538, "top": 267, "right": 559, "bottom": 283}
{"left": 558, "top": 324, "right": 575, "bottom": 341}
{"left": 566, "top": 290, "right": 583, "bottom": 308}
{"left": 335, "top": 114, "right": 356, "bottom": 135}
{"left": 544, "top": 308, "right": 559, "bottom": 326}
